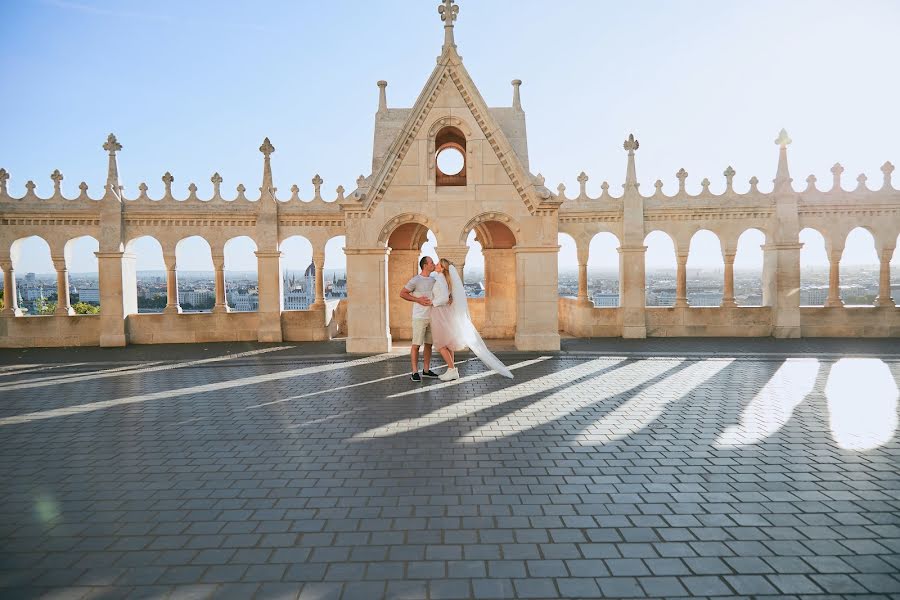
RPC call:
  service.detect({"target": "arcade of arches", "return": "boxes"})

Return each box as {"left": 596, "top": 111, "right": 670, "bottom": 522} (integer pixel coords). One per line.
{"left": 1, "top": 2, "right": 898, "bottom": 349}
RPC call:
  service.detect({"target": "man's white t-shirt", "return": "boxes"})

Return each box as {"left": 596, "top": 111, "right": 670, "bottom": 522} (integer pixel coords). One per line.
{"left": 404, "top": 274, "right": 435, "bottom": 320}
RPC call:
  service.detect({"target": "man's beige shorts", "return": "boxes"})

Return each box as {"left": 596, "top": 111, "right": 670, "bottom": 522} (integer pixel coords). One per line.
{"left": 411, "top": 318, "right": 433, "bottom": 346}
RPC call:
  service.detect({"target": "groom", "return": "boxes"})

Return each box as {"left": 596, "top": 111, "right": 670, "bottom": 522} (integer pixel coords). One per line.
{"left": 399, "top": 256, "right": 440, "bottom": 382}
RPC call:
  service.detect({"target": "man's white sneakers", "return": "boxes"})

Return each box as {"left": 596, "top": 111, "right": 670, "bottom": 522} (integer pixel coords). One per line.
{"left": 438, "top": 367, "right": 459, "bottom": 381}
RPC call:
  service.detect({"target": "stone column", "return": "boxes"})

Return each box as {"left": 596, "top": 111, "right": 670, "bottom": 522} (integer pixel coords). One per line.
{"left": 0, "top": 259, "right": 23, "bottom": 317}
{"left": 875, "top": 247, "right": 895, "bottom": 307}
{"left": 255, "top": 250, "right": 283, "bottom": 342}
{"left": 95, "top": 251, "right": 128, "bottom": 347}
{"left": 674, "top": 252, "right": 689, "bottom": 308}
{"left": 765, "top": 242, "right": 803, "bottom": 337}
{"left": 618, "top": 246, "right": 647, "bottom": 338}
{"left": 211, "top": 253, "right": 228, "bottom": 313}
{"left": 483, "top": 248, "right": 517, "bottom": 339}
{"left": 825, "top": 248, "right": 844, "bottom": 308}
{"left": 163, "top": 253, "right": 181, "bottom": 314}
{"left": 434, "top": 245, "right": 469, "bottom": 281}
{"left": 346, "top": 247, "right": 392, "bottom": 353}
{"left": 514, "top": 246, "right": 560, "bottom": 351}
{"left": 388, "top": 249, "right": 419, "bottom": 341}
{"left": 761, "top": 244, "right": 776, "bottom": 306}
{"left": 310, "top": 251, "right": 326, "bottom": 309}
{"left": 721, "top": 251, "right": 737, "bottom": 308}
{"left": 52, "top": 256, "right": 74, "bottom": 315}
{"left": 576, "top": 240, "right": 590, "bottom": 305}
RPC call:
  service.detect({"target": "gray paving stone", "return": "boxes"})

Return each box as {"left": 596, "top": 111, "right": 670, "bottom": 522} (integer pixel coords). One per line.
{"left": 0, "top": 344, "right": 897, "bottom": 600}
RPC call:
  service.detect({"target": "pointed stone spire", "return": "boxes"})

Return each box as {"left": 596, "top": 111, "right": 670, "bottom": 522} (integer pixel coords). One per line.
{"left": 773, "top": 128, "right": 793, "bottom": 191}
{"left": 511, "top": 79, "right": 522, "bottom": 111}
{"left": 438, "top": 0, "right": 459, "bottom": 51}
{"left": 102, "top": 133, "right": 122, "bottom": 195}
{"left": 259, "top": 137, "right": 275, "bottom": 195}
{"left": 623, "top": 133, "right": 640, "bottom": 190}
{"left": 377, "top": 80, "right": 388, "bottom": 114}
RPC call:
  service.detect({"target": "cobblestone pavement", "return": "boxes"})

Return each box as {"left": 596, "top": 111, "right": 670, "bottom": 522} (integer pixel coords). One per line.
{"left": 0, "top": 342, "right": 898, "bottom": 599}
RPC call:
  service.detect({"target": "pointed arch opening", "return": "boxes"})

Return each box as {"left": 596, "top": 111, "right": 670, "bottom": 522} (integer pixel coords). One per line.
{"left": 686, "top": 230, "right": 724, "bottom": 306}
{"left": 175, "top": 236, "right": 214, "bottom": 313}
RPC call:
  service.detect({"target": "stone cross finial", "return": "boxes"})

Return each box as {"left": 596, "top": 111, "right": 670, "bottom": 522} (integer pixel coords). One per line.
{"left": 25, "top": 180, "right": 36, "bottom": 195}
{"left": 138, "top": 182, "right": 148, "bottom": 197}
{"left": 259, "top": 137, "right": 275, "bottom": 157}
{"left": 356, "top": 174, "right": 367, "bottom": 189}
{"left": 188, "top": 182, "right": 198, "bottom": 195}
{"left": 162, "top": 172, "right": 174, "bottom": 197}
{"left": 856, "top": 173, "right": 868, "bottom": 191}
{"left": 723, "top": 166, "right": 735, "bottom": 192}
{"left": 749, "top": 176, "right": 759, "bottom": 192}
{"left": 78, "top": 181, "right": 89, "bottom": 197}
{"left": 623, "top": 133, "right": 639, "bottom": 154}
{"left": 511, "top": 79, "right": 522, "bottom": 111}
{"left": 103, "top": 133, "right": 122, "bottom": 155}
{"left": 701, "top": 178, "right": 711, "bottom": 193}
{"left": 336, "top": 185, "right": 345, "bottom": 201}
{"left": 676, "top": 168, "right": 688, "bottom": 193}
{"left": 774, "top": 128, "right": 792, "bottom": 147}
{"left": 600, "top": 181, "right": 609, "bottom": 194}
{"left": 438, "top": 0, "right": 459, "bottom": 49}
{"left": 831, "top": 162, "right": 844, "bottom": 191}
{"left": 881, "top": 161, "right": 894, "bottom": 190}
{"left": 805, "top": 174, "right": 817, "bottom": 191}
{"left": 535, "top": 173, "right": 545, "bottom": 186}
{"left": 211, "top": 172, "right": 222, "bottom": 197}
{"left": 0, "top": 168, "right": 8, "bottom": 195}
{"left": 312, "top": 174, "right": 323, "bottom": 199}
{"left": 654, "top": 179, "right": 663, "bottom": 194}
{"left": 51, "top": 169, "right": 64, "bottom": 195}
{"left": 556, "top": 183, "right": 566, "bottom": 199}
{"left": 577, "top": 171, "right": 588, "bottom": 197}
{"left": 377, "top": 80, "right": 388, "bottom": 113}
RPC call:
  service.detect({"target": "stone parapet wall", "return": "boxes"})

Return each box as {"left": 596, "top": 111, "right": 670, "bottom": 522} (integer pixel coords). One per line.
{"left": 0, "top": 314, "right": 100, "bottom": 348}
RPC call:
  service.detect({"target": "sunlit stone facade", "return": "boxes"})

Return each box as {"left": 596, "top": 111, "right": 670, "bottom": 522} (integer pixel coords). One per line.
{"left": 1, "top": 1, "right": 898, "bottom": 349}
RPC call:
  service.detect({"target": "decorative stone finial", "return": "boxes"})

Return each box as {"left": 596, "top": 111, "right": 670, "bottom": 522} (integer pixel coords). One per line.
{"left": 723, "top": 166, "right": 735, "bottom": 193}
{"left": 774, "top": 128, "right": 792, "bottom": 147}
{"left": 601, "top": 181, "right": 609, "bottom": 193}
{"left": 78, "top": 181, "right": 89, "bottom": 197}
{"left": 572, "top": 172, "right": 586, "bottom": 198}
{"left": 831, "top": 162, "right": 844, "bottom": 191}
{"left": 805, "top": 174, "right": 817, "bottom": 191}
{"left": 103, "top": 133, "right": 122, "bottom": 155}
{"left": 0, "top": 168, "right": 8, "bottom": 195}
{"left": 773, "top": 129, "right": 792, "bottom": 189}
{"left": 676, "top": 168, "right": 688, "bottom": 193}
{"left": 336, "top": 185, "right": 345, "bottom": 201}
{"left": 881, "top": 161, "right": 894, "bottom": 190}
{"left": 701, "top": 178, "right": 711, "bottom": 193}
{"left": 25, "top": 180, "right": 36, "bottom": 196}
{"left": 162, "top": 172, "right": 174, "bottom": 196}
{"left": 187, "top": 183, "right": 198, "bottom": 200}
{"left": 259, "top": 137, "right": 275, "bottom": 157}
{"left": 356, "top": 174, "right": 367, "bottom": 189}
{"left": 51, "top": 169, "right": 63, "bottom": 195}
{"left": 377, "top": 80, "right": 388, "bottom": 113}
{"left": 749, "top": 176, "right": 759, "bottom": 193}
{"left": 654, "top": 179, "right": 664, "bottom": 193}
{"left": 623, "top": 133, "right": 639, "bottom": 154}
{"left": 856, "top": 173, "right": 868, "bottom": 191}
{"left": 211, "top": 172, "right": 222, "bottom": 197}
{"left": 438, "top": 0, "right": 460, "bottom": 50}
{"left": 534, "top": 173, "right": 545, "bottom": 186}
{"left": 556, "top": 183, "right": 566, "bottom": 199}
{"left": 138, "top": 182, "right": 148, "bottom": 198}
{"left": 511, "top": 79, "right": 522, "bottom": 111}
{"left": 312, "top": 174, "right": 323, "bottom": 200}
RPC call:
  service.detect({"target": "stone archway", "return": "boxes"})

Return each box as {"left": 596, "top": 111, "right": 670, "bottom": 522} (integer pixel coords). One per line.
{"left": 462, "top": 217, "right": 518, "bottom": 339}
{"left": 385, "top": 220, "right": 433, "bottom": 341}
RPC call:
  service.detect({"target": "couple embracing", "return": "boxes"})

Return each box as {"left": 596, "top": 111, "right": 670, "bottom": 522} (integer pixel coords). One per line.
{"left": 400, "top": 256, "right": 513, "bottom": 382}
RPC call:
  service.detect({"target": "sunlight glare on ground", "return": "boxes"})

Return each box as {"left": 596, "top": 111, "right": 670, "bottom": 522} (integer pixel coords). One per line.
{"left": 715, "top": 358, "right": 820, "bottom": 448}
{"left": 825, "top": 358, "right": 899, "bottom": 451}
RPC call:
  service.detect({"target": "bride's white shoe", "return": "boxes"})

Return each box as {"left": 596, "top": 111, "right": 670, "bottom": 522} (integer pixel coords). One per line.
{"left": 438, "top": 367, "right": 459, "bottom": 381}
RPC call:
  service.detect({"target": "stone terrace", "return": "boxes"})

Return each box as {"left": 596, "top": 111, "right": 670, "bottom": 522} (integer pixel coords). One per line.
{"left": 0, "top": 340, "right": 898, "bottom": 600}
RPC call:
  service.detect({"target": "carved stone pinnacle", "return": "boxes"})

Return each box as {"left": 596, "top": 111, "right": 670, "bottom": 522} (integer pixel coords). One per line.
{"left": 259, "top": 137, "right": 275, "bottom": 157}
{"left": 774, "top": 128, "right": 792, "bottom": 147}
{"left": 103, "top": 133, "right": 122, "bottom": 154}
{"left": 623, "top": 133, "right": 639, "bottom": 153}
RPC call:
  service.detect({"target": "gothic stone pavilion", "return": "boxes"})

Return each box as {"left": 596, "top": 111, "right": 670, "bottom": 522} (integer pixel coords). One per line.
{"left": 1, "top": 0, "right": 899, "bottom": 350}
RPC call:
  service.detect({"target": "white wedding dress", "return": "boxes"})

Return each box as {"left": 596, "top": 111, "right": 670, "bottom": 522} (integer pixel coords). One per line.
{"left": 430, "top": 266, "right": 513, "bottom": 379}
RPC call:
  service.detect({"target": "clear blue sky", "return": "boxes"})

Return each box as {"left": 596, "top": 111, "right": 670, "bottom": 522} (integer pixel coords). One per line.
{"left": 3, "top": 0, "right": 899, "bottom": 274}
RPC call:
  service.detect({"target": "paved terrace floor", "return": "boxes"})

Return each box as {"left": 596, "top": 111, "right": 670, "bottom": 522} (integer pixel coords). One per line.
{"left": 0, "top": 339, "right": 898, "bottom": 600}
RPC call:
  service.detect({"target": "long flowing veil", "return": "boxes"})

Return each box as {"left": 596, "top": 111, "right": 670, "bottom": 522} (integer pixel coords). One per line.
{"left": 448, "top": 265, "right": 513, "bottom": 379}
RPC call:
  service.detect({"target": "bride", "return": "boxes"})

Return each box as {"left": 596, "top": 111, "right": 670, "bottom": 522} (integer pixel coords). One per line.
{"left": 430, "top": 258, "right": 513, "bottom": 381}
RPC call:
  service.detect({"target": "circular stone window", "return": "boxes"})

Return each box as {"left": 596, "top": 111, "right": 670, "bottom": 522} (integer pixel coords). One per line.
{"left": 436, "top": 147, "right": 465, "bottom": 175}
